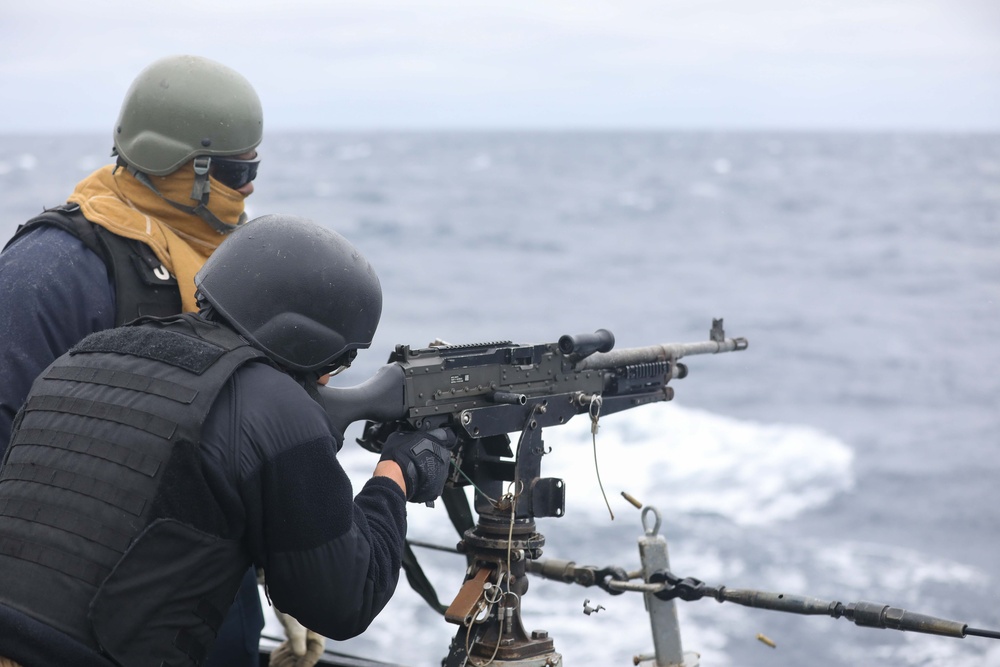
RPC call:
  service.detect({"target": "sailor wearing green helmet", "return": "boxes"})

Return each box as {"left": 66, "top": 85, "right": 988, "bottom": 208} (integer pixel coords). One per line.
{"left": 0, "top": 55, "right": 265, "bottom": 667}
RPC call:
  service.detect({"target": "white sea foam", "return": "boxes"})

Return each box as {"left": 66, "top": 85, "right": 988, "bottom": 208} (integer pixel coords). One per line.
{"left": 805, "top": 540, "right": 984, "bottom": 594}
{"left": 539, "top": 403, "right": 855, "bottom": 526}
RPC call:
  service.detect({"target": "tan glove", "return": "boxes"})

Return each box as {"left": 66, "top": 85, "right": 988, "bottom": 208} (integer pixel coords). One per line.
{"left": 269, "top": 609, "right": 326, "bottom": 667}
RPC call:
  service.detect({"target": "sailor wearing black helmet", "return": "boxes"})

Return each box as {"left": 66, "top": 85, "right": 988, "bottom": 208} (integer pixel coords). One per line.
{"left": 0, "top": 215, "right": 455, "bottom": 667}
{"left": 0, "top": 54, "right": 266, "bottom": 667}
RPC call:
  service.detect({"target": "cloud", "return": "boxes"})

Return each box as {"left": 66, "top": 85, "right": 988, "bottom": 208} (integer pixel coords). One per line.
{"left": 1, "top": 0, "right": 998, "bottom": 132}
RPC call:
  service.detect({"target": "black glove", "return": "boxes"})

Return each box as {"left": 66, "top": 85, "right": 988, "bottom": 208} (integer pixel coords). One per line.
{"left": 379, "top": 428, "right": 457, "bottom": 503}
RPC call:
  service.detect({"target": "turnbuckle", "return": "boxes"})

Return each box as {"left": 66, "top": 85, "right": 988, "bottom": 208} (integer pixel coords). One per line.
{"left": 648, "top": 570, "right": 716, "bottom": 602}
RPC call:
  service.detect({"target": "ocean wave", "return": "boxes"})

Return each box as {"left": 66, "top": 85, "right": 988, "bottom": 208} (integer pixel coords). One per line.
{"left": 539, "top": 403, "right": 855, "bottom": 526}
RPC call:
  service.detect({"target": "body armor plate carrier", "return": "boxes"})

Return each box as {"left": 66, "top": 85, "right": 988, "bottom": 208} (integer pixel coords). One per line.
{"left": 0, "top": 314, "right": 267, "bottom": 667}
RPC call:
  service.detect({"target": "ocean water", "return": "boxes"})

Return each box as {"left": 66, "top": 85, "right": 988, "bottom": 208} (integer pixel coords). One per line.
{"left": 2, "top": 131, "right": 999, "bottom": 667}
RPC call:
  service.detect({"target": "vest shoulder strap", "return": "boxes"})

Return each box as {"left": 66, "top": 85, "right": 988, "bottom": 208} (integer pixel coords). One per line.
{"left": 6, "top": 203, "right": 104, "bottom": 257}
{"left": 8, "top": 204, "right": 182, "bottom": 325}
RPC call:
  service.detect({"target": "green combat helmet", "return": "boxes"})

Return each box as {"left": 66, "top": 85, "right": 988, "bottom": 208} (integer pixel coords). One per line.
{"left": 112, "top": 54, "right": 264, "bottom": 232}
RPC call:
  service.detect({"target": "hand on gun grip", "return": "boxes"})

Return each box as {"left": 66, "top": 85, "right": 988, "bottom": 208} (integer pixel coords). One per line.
{"left": 356, "top": 420, "right": 398, "bottom": 454}
{"left": 270, "top": 609, "right": 326, "bottom": 667}
{"left": 379, "top": 427, "right": 457, "bottom": 503}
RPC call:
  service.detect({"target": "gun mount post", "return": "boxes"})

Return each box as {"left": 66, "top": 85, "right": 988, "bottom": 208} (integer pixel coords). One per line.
{"left": 444, "top": 424, "right": 564, "bottom": 667}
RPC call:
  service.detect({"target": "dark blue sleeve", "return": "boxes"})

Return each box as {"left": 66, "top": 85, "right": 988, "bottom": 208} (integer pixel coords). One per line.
{"left": 0, "top": 225, "right": 115, "bottom": 452}
{"left": 199, "top": 363, "right": 407, "bottom": 641}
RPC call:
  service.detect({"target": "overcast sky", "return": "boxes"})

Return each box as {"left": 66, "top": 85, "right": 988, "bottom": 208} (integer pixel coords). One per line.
{"left": 2, "top": 0, "right": 999, "bottom": 133}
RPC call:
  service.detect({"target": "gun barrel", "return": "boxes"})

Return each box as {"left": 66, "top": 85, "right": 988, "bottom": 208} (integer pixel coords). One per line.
{"left": 576, "top": 337, "right": 748, "bottom": 370}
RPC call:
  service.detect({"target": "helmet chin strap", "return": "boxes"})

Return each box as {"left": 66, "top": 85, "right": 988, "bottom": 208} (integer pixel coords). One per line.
{"left": 118, "top": 156, "right": 246, "bottom": 234}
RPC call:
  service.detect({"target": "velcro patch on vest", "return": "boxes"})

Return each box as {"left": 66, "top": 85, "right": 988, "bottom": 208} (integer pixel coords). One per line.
{"left": 70, "top": 327, "right": 225, "bottom": 374}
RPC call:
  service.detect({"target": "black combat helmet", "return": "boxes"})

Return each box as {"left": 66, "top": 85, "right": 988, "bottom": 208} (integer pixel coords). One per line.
{"left": 194, "top": 215, "right": 382, "bottom": 374}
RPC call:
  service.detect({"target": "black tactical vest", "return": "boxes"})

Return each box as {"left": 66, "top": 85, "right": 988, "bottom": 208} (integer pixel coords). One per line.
{"left": 0, "top": 314, "right": 267, "bottom": 667}
{"left": 5, "top": 203, "right": 182, "bottom": 324}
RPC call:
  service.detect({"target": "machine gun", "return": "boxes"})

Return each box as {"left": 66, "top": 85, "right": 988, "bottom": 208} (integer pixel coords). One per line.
{"left": 317, "top": 319, "right": 747, "bottom": 667}
{"left": 320, "top": 318, "right": 745, "bottom": 443}
{"left": 315, "top": 319, "right": 999, "bottom": 667}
